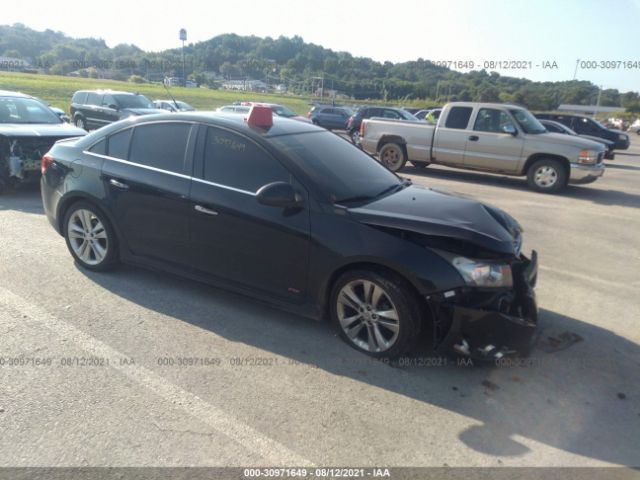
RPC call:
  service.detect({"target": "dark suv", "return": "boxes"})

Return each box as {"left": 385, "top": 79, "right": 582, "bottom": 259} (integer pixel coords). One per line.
{"left": 70, "top": 90, "right": 163, "bottom": 130}
{"left": 346, "top": 107, "right": 417, "bottom": 145}
{"left": 535, "top": 113, "right": 630, "bottom": 150}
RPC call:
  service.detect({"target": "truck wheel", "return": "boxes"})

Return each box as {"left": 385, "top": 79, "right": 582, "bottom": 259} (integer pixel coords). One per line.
{"left": 379, "top": 143, "right": 407, "bottom": 172}
{"left": 75, "top": 116, "right": 86, "bottom": 130}
{"left": 526, "top": 158, "right": 567, "bottom": 193}
{"left": 411, "top": 161, "right": 429, "bottom": 169}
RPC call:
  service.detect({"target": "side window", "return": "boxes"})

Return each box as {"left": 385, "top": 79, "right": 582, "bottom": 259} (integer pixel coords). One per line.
{"left": 107, "top": 128, "right": 133, "bottom": 160}
{"left": 382, "top": 110, "right": 400, "bottom": 119}
{"left": 102, "top": 95, "right": 116, "bottom": 108}
{"left": 129, "top": 123, "right": 191, "bottom": 173}
{"left": 444, "top": 107, "right": 473, "bottom": 129}
{"left": 368, "top": 108, "right": 383, "bottom": 118}
{"left": 203, "top": 127, "right": 291, "bottom": 192}
{"left": 88, "top": 138, "right": 106, "bottom": 155}
{"left": 86, "top": 93, "right": 100, "bottom": 106}
{"left": 72, "top": 92, "right": 87, "bottom": 104}
{"left": 473, "top": 108, "right": 514, "bottom": 133}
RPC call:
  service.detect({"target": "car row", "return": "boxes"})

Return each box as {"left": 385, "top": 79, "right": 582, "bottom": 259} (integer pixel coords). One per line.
{"left": 40, "top": 106, "right": 538, "bottom": 360}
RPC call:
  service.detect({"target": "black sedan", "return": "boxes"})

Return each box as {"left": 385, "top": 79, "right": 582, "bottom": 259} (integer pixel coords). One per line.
{"left": 41, "top": 107, "right": 538, "bottom": 360}
{"left": 540, "top": 119, "right": 616, "bottom": 160}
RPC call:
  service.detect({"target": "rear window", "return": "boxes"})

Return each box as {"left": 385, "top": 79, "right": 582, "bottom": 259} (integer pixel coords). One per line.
{"left": 445, "top": 107, "right": 473, "bottom": 129}
{"left": 86, "top": 93, "right": 101, "bottom": 106}
{"left": 72, "top": 92, "right": 87, "bottom": 104}
{"left": 129, "top": 123, "right": 191, "bottom": 173}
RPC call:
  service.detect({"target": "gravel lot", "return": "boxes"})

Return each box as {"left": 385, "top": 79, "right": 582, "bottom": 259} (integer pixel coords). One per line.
{"left": 0, "top": 134, "right": 639, "bottom": 470}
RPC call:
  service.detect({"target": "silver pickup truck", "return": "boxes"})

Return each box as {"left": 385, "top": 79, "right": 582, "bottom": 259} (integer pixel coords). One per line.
{"left": 360, "top": 102, "right": 606, "bottom": 192}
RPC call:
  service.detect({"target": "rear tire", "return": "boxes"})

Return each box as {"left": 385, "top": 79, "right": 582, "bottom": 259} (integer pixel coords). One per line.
{"left": 526, "top": 158, "right": 567, "bottom": 193}
{"left": 379, "top": 143, "right": 407, "bottom": 172}
{"left": 63, "top": 201, "right": 118, "bottom": 271}
{"left": 330, "top": 269, "right": 421, "bottom": 359}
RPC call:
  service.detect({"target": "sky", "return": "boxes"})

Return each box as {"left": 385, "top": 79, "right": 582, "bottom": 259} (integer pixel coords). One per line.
{"left": 3, "top": 0, "right": 640, "bottom": 92}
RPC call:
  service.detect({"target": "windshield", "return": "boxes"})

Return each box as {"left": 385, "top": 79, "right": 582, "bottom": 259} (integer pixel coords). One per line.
{"left": 113, "top": 94, "right": 154, "bottom": 109}
{"left": 510, "top": 109, "right": 546, "bottom": 134}
{"left": 0, "top": 96, "right": 62, "bottom": 124}
{"left": 176, "top": 101, "right": 194, "bottom": 111}
{"left": 271, "top": 131, "right": 402, "bottom": 203}
{"left": 398, "top": 109, "right": 418, "bottom": 121}
{"left": 272, "top": 105, "right": 297, "bottom": 118}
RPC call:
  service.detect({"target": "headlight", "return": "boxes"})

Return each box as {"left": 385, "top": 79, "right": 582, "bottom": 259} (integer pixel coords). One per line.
{"left": 619, "top": 134, "right": 627, "bottom": 141}
{"left": 578, "top": 150, "right": 598, "bottom": 165}
{"left": 452, "top": 257, "right": 513, "bottom": 288}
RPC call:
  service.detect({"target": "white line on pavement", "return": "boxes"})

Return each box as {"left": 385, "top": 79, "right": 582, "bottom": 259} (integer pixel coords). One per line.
{"left": 0, "top": 286, "right": 313, "bottom": 466}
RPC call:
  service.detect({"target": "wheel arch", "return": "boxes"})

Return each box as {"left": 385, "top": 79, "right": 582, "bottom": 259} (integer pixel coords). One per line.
{"left": 522, "top": 153, "right": 570, "bottom": 178}
{"left": 57, "top": 193, "right": 123, "bottom": 244}
{"left": 376, "top": 135, "right": 407, "bottom": 154}
{"left": 320, "top": 260, "right": 427, "bottom": 321}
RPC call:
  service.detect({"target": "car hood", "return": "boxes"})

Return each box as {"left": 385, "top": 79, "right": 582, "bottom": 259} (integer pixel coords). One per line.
{"left": 348, "top": 184, "right": 522, "bottom": 256}
{"left": 579, "top": 134, "right": 614, "bottom": 147}
{"left": 0, "top": 123, "right": 87, "bottom": 137}
{"left": 121, "top": 108, "right": 166, "bottom": 115}
{"left": 538, "top": 132, "right": 606, "bottom": 151}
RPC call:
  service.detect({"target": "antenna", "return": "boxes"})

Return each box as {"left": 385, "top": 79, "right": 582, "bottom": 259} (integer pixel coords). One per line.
{"left": 163, "top": 81, "right": 180, "bottom": 111}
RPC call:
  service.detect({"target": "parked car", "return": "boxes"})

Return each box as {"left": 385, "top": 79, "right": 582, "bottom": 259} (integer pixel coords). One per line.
{"left": 360, "top": 102, "right": 606, "bottom": 193}
{"left": 0, "top": 90, "right": 86, "bottom": 193}
{"left": 153, "top": 100, "right": 195, "bottom": 112}
{"left": 216, "top": 105, "right": 251, "bottom": 114}
{"left": 41, "top": 107, "right": 538, "bottom": 360}
{"left": 346, "top": 106, "right": 418, "bottom": 145}
{"left": 308, "top": 105, "right": 351, "bottom": 130}
{"left": 31, "top": 96, "right": 70, "bottom": 122}
{"left": 70, "top": 90, "right": 164, "bottom": 130}
{"left": 535, "top": 113, "right": 630, "bottom": 150}
{"left": 240, "top": 102, "right": 310, "bottom": 123}
{"left": 540, "top": 119, "right": 615, "bottom": 160}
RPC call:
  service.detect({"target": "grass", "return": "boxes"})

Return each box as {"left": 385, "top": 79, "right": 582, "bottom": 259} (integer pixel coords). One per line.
{"left": 0, "top": 71, "right": 317, "bottom": 115}
{"left": 0, "top": 72, "right": 437, "bottom": 117}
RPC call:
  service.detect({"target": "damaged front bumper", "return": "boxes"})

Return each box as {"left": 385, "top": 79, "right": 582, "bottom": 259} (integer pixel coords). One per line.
{"left": 431, "top": 251, "right": 538, "bottom": 360}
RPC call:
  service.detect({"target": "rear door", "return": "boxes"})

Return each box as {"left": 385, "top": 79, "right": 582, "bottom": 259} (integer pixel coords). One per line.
{"left": 432, "top": 106, "right": 473, "bottom": 166}
{"left": 463, "top": 108, "right": 524, "bottom": 172}
{"left": 99, "top": 122, "right": 196, "bottom": 267}
{"left": 83, "top": 93, "right": 103, "bottom": 129}
{"left": 188, "top": 125, "right": 311, "bottom": 301}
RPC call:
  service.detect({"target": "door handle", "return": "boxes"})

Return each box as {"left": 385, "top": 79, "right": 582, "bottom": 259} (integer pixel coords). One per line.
{"left": 468, "top": 135, "right": 479, "bottom": 141}
{"left": 109, "top": 178, "right": 129, "bottom": 190}
{"left": 194, "top": 205, "right": 218, "bottom": 216}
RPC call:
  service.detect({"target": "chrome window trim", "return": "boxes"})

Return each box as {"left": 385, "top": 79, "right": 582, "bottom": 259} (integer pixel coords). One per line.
{"left": 83, "top": 151, "right": 256, "bottom": 197}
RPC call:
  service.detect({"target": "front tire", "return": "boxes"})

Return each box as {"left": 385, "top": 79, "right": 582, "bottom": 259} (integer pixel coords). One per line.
{"left": 526, "top": 158, "right": 567, "bottom": 193}
{"left": 330, "top": 269, "right": 421, "bottom": 358}
{"left": 379, "top": 143, "right": 407, "bottom": 172}
{"left": 63, "top": 201, "right": 118, "bottom": 271}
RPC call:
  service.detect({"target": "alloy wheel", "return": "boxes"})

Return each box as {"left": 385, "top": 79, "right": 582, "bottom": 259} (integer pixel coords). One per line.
{"left": 67, "top": 209, "right": 109, "bottom": 266}
{"left": 336, "top": 279, "right": 400, "bottom": 353}
{"left": 381, "top": 145, "right": 403, "bottom": 170}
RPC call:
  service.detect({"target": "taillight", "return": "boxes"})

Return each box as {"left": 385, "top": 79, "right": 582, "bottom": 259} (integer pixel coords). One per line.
{"left": 359, "top": 121, "right": 366, "bottom": 138}
{"left": 41, "top": 153, "right": 54, "bottom": 174}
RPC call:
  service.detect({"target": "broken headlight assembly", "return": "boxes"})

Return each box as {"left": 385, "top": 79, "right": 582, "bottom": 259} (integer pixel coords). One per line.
{"left": 434, "top": 249, "right": 514, "bottom": 288}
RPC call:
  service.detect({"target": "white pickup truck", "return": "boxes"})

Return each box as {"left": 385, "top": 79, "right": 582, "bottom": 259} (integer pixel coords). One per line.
{"left": 360, "top": 102, "right": 606, "bottom": 192}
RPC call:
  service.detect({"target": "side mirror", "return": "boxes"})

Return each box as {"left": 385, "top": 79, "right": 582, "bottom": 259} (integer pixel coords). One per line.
{"left": 108, "top": 104, "right": 119, "bottom": 111}
{"left": 256, "top": 182, "right": 302, "bottom": 208}
{"left": 502, "top": 124, "right": 517, "bottom": 136}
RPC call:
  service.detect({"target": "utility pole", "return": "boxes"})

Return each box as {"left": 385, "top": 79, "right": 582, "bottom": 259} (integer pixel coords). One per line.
{"left": 179, "top": 28, "right": 187, "bottom": 86}
{"left": 593, "top": 85, "right": 603, "bottom": 119}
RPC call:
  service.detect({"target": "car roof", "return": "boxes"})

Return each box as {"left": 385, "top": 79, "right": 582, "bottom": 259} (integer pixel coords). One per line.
{"left": 0, "top": 90, "right": 33, "bottom": 99}
{"left": 76, "top": 111, "right": 322, "bottom": 149}
{"left": 75, "top": 89, "right": 142, "bottom": 96}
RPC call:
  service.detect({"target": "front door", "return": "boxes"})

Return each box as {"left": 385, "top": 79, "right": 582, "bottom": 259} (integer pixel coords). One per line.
{"left": 463, "top": 108, "right": 524, "bottom": 173}
{"left": 188, "top": 126, "right": 311, "bottom": 302}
